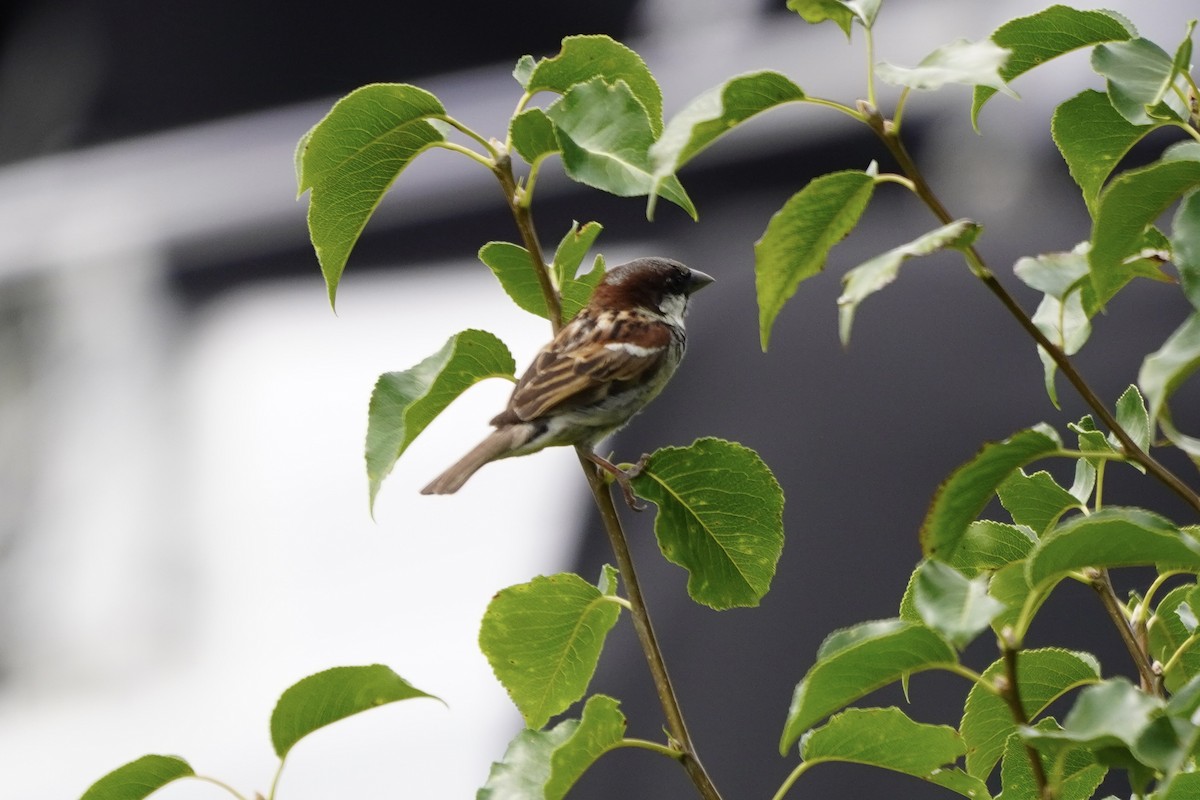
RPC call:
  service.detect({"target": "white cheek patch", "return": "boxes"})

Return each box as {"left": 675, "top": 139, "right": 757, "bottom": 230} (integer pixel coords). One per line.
{"left": 658, "top": 294, "right": 687, "bottom": 326}
{"left": 605, "top": 341, "right": 661, "bottom": 358}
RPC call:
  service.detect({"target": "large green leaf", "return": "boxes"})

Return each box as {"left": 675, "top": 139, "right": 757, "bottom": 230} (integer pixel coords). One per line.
{"left": 973, "top": 6, "right": 1134, "bottom": 126}
{"left": 479, "top": 571, "right": 622, "bottom": 730}
{"left": 875, "top": 39, "right": 1014, "bottom": 96}
{"left": 297, "top": 84, "right": 447, "bottom": 307}
{"left": 754, "top": 170, "right": 876, "bottom": 349}
{"left": 1052, "top": 90, "right": 1164, "bottom": 217}
{"left": 477, "top": 694, "right": 626, "bottom": 800}
{"left": 780, "top": 619, "right": 957, "bottom": 753}
{"left": 1027, "top": 507, "right": 1200, "bottom": 588}
{"left": 837, "top": 219, "right": 980, "bottom": 345}
{"left": 1021, "top": 678, "right": 1161, "bottom": 754}
{"left": 366, "top": 330, "right": 515, "bottom": 511}
{"left": 648, "top": 71, "right": 805, "bottom": 216}
{"left": 1092, "top": 35, "right": 1192, "bottom": 125}
{"left": 631, "top": 438, "right": 785, "bottom": 610}
{"left": 800, "top": 707, "right": 985, "bottom": 797}
{"left": 921, "top": 427, "right": 1061, "bottom": 562}
{"left": 1089, "top": 155, "right": 1200, "bottom": 305}
{"left": 523, "top": 35, "right": 663, "bottom": 135}
{"left": 913, "top": 560, "right": 1005, "bottom": 649}
{"left": 270, "top": 665, "right": 439, "bottom": 759}
{"left": 545, "top": 77, "right": 695, "bottom": 218}
{"left": 80, "top": 755, "right": 195, "bottom": 800}
{"left": 960, "top": 648, "right": 1100, "bottom": 779}
{"left": 997, "top": 469, "right": 1082, "bottom": 536}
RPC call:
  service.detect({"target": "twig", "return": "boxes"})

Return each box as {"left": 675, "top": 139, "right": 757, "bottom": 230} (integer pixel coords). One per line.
{"left": 577, "top": 450, "right": 724, "bottom": 800}
{"left": 999, "top": 635, "right": 1052, "bottom": 799}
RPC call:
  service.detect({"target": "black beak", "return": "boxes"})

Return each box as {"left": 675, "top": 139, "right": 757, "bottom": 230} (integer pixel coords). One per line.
{"left": 687, "top": 269, "right": 715, "bottom": 294}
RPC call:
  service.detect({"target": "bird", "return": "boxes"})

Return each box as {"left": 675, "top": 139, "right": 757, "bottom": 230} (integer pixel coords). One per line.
{"left": 421, "top": 256, "right": 713, "bottom": 505}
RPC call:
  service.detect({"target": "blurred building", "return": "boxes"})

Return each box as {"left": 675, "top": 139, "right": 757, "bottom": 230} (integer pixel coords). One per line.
{"left": 0, "top": 1, "right": 1194, "bottom": 798}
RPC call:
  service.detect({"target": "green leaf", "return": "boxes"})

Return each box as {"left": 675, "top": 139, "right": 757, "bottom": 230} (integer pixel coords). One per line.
{"left": 1139, "top": 311, "right": 1200, "bottom": 430}
{"left": 631, "top": 438, "right": 785, "bottom": 610}
{"left": 479, "top": 241, "right": 551, "bottom": 319}
{"left": 921, "top": 427, "right": 1061, "bottom": 562}
{"left": 1149, "top": 584, "right": 1200, "bottom": 692}
{"left": 1172, "top": 190, "right": 1200, "bottom": 309}
{"left": 550, "top": 222, "right": 606, "bottom": 321}
{"left": 997, "top": 469, "right": 1082, "bottom": 536}
{"left": 1014, "top": 246, "right": 1095, "bottom": 405}
{"left": 525, "top": 35, "right": 663, "bottom": 136}
{"left": 550, "top": 221, "right": 603, "bottom": 288}
{"left": 1002, "top": 719, "right": 1108, "bottom": 800}
{"left": 754, "top": 170, "right": 876, "bottom": 349}
{"left": 913, "top": 560, "right": 1005, "bottom": 649}
{"left": 973, "top": 6, "right": 1134, "bottom": 126}
{"left": 947, "top": 520, "right": 1037, "bottom": 573}
{"left": 366, "top": 330, "right": 516, "bottom": 511}
{"left": 780, "top": 619, "right": 957, "bottom": 753}
{"left": 1092, "top": 36, "right": 1192, "bottom": 125}
{"left": 510, "top": 108, "right": 559, "bottom": 166}
{"left": 1052, "top": 90, "right": 1165, "bottom": 217}
{"left": 876, "top": 38, "right": 1014, "bottom": 96}
{"left": 961, "top": 648, "right": 1100, "bottom": 779}
{"left": 477, "top": 694, "right": 626, "bottom": 800}
{"left": 270, "top": 665, "right": 439, "bottom": 759}
{"left": 80, "top": 755, "right": 195, "bottom": 800}
{"left": 1089, "top": 157, "right": 1200, "bottom": 305}
{"left": 1114, "top": 384, "right": 1151, "bottom": 456}
{"left": 1159, "top": 772, "right": 1200, "bottom": 800}
{"left": 1023, "top": 678, "right": 1160, "bottom": 751}
{"left": 800, "top": 706, "right": 966, "bottom": 778}
{"left": 479, "top": 573, "right": 622, "bottom": 729}
{"left": 297, "top": 84, "right": 448, "bottom": 307}
{"left": 837, "top": 219, "right": 981, "bottom": 345}
{"left": 513, "top": 55, "right": 536, "bottom": 90}
{"left": 1027, "top": 507, "right": 1200, "bottom": 589}
{"left": 988, "top": 559, "right": 1045, "bottom": 636}
{"left": 560, "top": 255, "right": 606, "bottom": 322}
{"left": 786, "top": 0, "right": 880, "bottom": 36}
{"left": 648, "top": 71, "right": 805, "bottom": 215}
{"left": 545, "top": 77, "right": 695, "bottom": 218}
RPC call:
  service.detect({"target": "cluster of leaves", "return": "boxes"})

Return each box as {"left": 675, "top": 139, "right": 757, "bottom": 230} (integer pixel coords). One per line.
{"left": 81, "top": 1, "right": 1200, "bottom": 799}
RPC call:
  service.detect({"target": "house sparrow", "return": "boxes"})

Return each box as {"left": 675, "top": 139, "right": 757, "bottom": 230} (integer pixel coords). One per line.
{"left": 421, "top": 256, "right": 713, "bottom": 504}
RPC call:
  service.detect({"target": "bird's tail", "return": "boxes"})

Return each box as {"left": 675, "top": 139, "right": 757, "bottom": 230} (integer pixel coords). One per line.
{"left": 420, "top": 426, "right": 529, "bottom": 495}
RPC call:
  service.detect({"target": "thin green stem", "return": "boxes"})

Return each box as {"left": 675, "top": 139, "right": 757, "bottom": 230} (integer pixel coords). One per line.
{"left": 434, "top": 115, "right": 499, "bottom": 159}
{"left": 771, "top": 760, "right": 818, "bottom": 800}
{"left": 1162, "top": 630, "right": 1200, "bottom": 676}
{"left": 892, "top": 86, "right": 913, "bottom": 133}
{"left": 864, "top": 27, "right": 877, "bottom": 109}
{"left": 943, "top": 662, "right": 991, "bottom": 689}
{"left": 605, "top": 594, "right": 635, "bottom": 612}
{"left": 577, "top": 449, "right": 723, "bottom": 800}
{"left": 619, "top": 737, "right": 685, "bottom": 759}
{"left": 194, "top": 774, "right": 252, "bottom": 800}
{"left": 865, "top": 116, "right": 1200, "bottom": 517}
{"left": 802, "top": 95, "right": 868, "bottom": 121}
{"left": 874, "top": 172, "right": 917, "bottom": 191}
{"left": 433, "top": 140, "right": 495, "bottom": 169}
{"left": 267, "top": 758, "right": 287, "bottom": 800}
{"left": 1135, "top": 570, "right": 1186, "bottom": 627}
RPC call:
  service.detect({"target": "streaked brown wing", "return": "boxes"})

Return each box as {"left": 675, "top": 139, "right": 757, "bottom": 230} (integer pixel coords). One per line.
{"left": 508, "top": 325, "right": 669, "bottom": 421}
